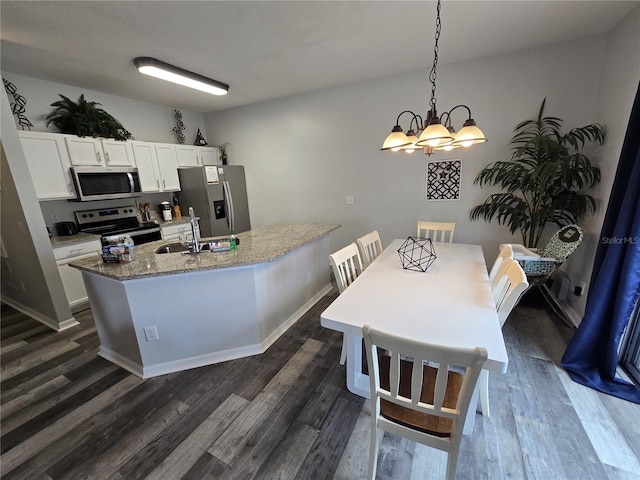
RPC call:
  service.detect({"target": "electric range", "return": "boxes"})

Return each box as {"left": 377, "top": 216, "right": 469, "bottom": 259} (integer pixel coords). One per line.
{"left": 74, "top": 205, "right": 162, "bottom": 245}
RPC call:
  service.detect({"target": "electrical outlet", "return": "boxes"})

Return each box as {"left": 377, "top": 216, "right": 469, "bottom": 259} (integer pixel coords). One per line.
{"left": 574, "top": 281, "right": 586, "bottom": 296}
{"left": 51, "top": 214, "right": 60, "bottom": 223}
{"left": 143, "top": 325, "right": 160, "bottom": 342}
{"left": 346, "top": 195, "right": 355, "bottom": 205}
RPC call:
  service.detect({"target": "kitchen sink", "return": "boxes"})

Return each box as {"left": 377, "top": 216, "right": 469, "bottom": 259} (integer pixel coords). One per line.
{"left": 154, "top": 242, "right": 213, "bottom": 254}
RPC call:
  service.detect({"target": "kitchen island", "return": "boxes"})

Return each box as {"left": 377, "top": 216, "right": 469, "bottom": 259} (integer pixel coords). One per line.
{"left": 71, "top": 222, "right": 340, "bottom": 378}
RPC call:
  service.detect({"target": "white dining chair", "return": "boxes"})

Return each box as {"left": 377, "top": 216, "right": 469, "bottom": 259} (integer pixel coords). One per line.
{"left": 417, "top": 221, "right": 455, "bottom": 244}
{"left": 480, "top": 260, "right": 528, "bottom": 418}
{"left": 488, "top": 244, "right": 514, "bottom": 282}
{"left": 490, "top": 257, "right": 516, "bottom": 304}
{"left": 329, "top": 243, "right": 364, "bottom": 365}
{"left": 356, "top": 230, "right": 383, "bottom": 269}
{"left": 363, "top": 325, "right": 487, "bottom": 480}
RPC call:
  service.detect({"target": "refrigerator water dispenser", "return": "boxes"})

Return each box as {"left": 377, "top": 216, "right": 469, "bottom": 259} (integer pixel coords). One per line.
{"left": 214, "top": 200, "right": 226, "bottom": 219}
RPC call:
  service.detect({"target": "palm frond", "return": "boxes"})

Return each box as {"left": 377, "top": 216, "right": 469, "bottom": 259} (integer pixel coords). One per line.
{"left": 470, "top": 99, "right": 604, "bottom": 247}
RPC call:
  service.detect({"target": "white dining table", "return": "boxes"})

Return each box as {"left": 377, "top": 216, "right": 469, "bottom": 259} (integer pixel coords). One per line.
{"left": 320, "top": 239, "right": 509, "bottom": 434}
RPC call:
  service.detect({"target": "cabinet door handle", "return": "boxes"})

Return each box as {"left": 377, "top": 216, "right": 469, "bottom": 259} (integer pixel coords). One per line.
{"left": 105, "top": 152, "right": 110, "bottom": 164}
{"left": 163, "top": 179, "right": 166, "bottom": 188}
{"left": 156, "top": 179, "right": 160, "bottom": 188}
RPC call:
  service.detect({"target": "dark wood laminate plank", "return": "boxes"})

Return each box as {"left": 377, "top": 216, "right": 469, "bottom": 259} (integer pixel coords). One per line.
{"left": 116, "top": 373, "right": 247, "bottom": 480}
{"left": 0, "top": 375, "right": 70, "bottom": 422}
{"left": 253, "top": 421, "right": 319, "bottom": 480}
{"left": 333, "top": 404, "right": 373, "bottom": 480}
{"left": 64, "top": 399, "right": 191, "bottom": 480}
{"left": 0, "top": 374, "right": 142, "bottom": 476}
{"left": 1, "top": 368, "right": 130, "bottom": 452}
{"left": 2, "top": 294, "right": 639, "bottom": 480}
{"left": 1, "top": 339, "right": 81, "bottom": 381}
{"left": 208, "top": 338, "right": 325, "bottom": 465}
{"left": 1, "top": 345, "right": 100, "bottom": 396}
{"left": 480, "top": 370, "right": 527, "bottom": 480}
{"left": 144, "top": 394, "right": 249, "bottom": 479}
{"left": 294, "top": 394, "right": 363, "bottom": 480}
{"left": 375, "top": 433, "right": 416, "bottom": 480}
{"left": 211, "top": 346, "right": 338, "bottom": 480}
{"left": 5, "top": 376, "right": 168, "bottom": 480}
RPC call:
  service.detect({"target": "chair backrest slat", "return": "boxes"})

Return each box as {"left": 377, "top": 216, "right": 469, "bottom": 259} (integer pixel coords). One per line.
{"left": 329, "top": 243, "right": 363, "bottom": 294}
{"left": 357, "top": 230, "right": 383, "bottom": 268}
{"left": 496, "top": 261, "right": 529, "bottom": 327}
{"left": 417, "top": 221, "right": 455, "bottom": 244}
{"left": 364, "top": 326, "right": 487, "bottom": 419}
{"left": 489, "top": 244, "right": 514, "bottom": 281}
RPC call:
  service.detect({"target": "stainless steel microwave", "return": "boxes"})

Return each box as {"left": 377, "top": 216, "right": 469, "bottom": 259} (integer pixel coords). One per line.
{"left": 70, "top": 166, "right": 142, "bottom": 201}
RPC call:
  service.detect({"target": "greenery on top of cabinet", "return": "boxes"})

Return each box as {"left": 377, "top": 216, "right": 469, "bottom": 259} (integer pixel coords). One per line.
{"left": 46, "top": 94, "right": 133, "bottom": 141}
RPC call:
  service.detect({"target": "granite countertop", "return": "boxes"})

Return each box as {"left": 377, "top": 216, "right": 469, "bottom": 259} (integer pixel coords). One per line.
{"left": 50, "top": 218, "right": 194, "bottom": 248}
{"left": 70, "top": 222, "right": 340, "bottom": 281}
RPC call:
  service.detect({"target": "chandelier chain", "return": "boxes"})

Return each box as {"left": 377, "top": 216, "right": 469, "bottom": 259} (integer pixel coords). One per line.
{"left": 429, "top": 0, "right": 442, "bottom": 111}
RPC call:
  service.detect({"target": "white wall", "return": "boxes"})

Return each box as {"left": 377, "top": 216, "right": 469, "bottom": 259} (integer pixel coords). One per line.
{"left": 204, "top": 35, "right": 608, "bottom": 270}
{"left": 205, "top": 11, "right": 639, "bottom": 322}
{"left": 564, "top": 7, "right": 640, "bottom": 317}
{"left": 1, "top": 88, "right": 75, "bottom": 330}
{"left": 1, "top": 72, "right": 207, "bottom": 144}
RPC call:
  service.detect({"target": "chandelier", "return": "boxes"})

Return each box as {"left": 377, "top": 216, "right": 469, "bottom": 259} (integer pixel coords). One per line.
{"left": 381, "top": 0, "right": 487, "bottom": 155}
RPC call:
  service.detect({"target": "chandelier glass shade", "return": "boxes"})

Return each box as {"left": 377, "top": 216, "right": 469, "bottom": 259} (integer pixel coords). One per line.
{"left": 380, "top": 0, "right": 486, "bottom": 155}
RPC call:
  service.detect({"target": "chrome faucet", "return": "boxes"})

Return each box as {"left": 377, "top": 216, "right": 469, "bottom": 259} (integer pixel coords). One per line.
{"left": 188, "top": 207, "right": 200, "bottom": 253}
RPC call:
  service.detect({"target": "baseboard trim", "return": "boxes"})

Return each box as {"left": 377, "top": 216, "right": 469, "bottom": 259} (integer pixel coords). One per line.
{"left": 259, "top": 283, "right": 333, "bottom": 352}
{"left": 100, "top": 283, "right": 334, "bottom": 379}
{"left": 0, "top": 296, "right": 78, "bottom": 331}
{"left": 539, "top": 285, "right": 581, "bottom": 328}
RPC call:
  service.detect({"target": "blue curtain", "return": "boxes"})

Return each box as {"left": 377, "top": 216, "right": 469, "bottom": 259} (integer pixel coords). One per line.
{"left": 561, "top": 82, "right": 640, "bottom": 403}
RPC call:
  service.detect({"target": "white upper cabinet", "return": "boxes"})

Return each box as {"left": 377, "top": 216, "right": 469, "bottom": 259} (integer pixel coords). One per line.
{"left": 132, "top": 140, "right": 180, "bottom": 193}
{"left": 18, "top": 131, "right": 76, "bottom": 200}
{"left": 175, "top": 145, "right": 200, "bottom": 168}
{"left": 65, "top": 136, "right": 134, "bottom": 166}
{"left": 131, "top": 141, "right": 161, "bottom": 192}
{"left": 155, "top": 144, "right": 181, "bottom": 191}
{"left": 176, "top": 145, "right": 220, "bottom": 167}
{"left": 100, "top": 138, "right": 135, "bottom": 166}
{"left": 200, "top": 147, "right": 219, "bottom": 166}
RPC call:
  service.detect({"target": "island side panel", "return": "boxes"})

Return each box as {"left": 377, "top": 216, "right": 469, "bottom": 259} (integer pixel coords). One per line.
{"left": 82, "top": 272, "right": 143, "bottom": 373}
{"left": 253, "top": 235, "right": 331, "bottom": 348}
{"left": 123, "top": 265, "right": 260, "bottom": 376}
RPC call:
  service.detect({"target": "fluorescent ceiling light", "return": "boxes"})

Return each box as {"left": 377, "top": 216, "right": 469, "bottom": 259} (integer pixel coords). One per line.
{"left": 133, "top": 57, "right": 229, "bottom": 96}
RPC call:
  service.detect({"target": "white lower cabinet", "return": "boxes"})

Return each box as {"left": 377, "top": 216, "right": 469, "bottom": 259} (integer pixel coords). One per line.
{"left": 54, "top": 239, "right": 102, "bottom": 309}
{"left": 18, "top": 131, "right": 76, "bottom": 200}
{"left": 161, "top": 222, "right": 200, "bottom": 242}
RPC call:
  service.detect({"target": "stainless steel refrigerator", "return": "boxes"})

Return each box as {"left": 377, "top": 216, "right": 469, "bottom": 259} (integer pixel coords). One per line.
{"left": 177, "top": 165, "right": 251, "bottom": 237}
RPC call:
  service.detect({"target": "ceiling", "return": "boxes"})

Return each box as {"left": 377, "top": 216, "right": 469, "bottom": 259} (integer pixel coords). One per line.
{"left": 1, "top": 1, "right": 637, "bottom": 114}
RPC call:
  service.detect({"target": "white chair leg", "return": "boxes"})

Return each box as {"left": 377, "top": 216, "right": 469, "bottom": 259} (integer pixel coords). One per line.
{"left": 479, "top": 369, "right": 490, "bottom": 418}
{"left": 368, "top": 420, "right": 379, "bottom": 480}
{"left": 340, "top": 334, "right": 347, "bottom": 365}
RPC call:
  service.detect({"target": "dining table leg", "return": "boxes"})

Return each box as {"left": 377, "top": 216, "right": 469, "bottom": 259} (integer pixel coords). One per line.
{"left": 345, "top": 333, "right": 371, "bottom": 399}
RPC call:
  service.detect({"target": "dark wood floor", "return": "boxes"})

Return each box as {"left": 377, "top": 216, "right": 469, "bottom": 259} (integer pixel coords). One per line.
{"left": 1, "top": 291, "right": 639, "bottom": 480}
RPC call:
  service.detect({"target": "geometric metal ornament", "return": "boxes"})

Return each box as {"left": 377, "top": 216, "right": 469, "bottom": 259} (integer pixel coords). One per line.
{"left": 397, "top": 237, "right": 437, "bottom": 272}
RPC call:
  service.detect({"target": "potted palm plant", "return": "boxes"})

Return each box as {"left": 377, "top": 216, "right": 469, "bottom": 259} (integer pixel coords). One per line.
{"left": 470, "top": 99, "right": 605, "bottom": 248}
{"left": 46, "top": 94, "right": 132, "bottom": 141}
{"left": 217, "top": 142, "right": 230, "bottom": 165}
